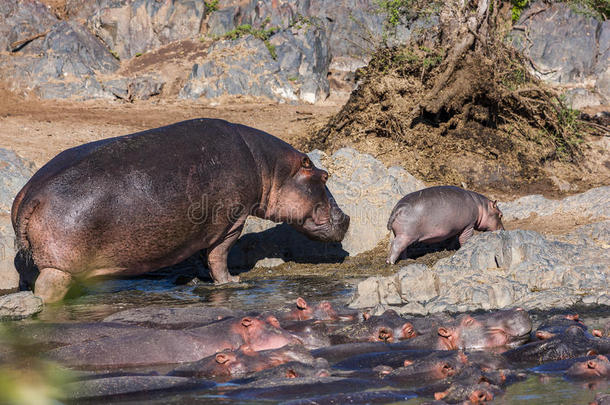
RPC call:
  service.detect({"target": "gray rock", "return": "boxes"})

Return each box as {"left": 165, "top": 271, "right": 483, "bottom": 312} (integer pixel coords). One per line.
{"left": 0, "top": 0, "right": 58, "bottom": 52}
{"left": 512, "top": 3, "right": 608, "bottom": 107}
{"left": 207, "top": 6, "right": 239, "bottom": 37}
{"left": 0, "top": 148, "right": 35, "bottom": 215}
{"left": 319, "top": 148, "right": 425, "bottom": 255}
{"left": 270, "top": 23, "right": 331, "bottom": 103}
{"left": 0, "top": 216, "right": 19, "bottom": 295}
{"left": 89, "top": 0, "right": 205, "bottom": 60}
{"left": 512, "top": 3, "right": 598, "bottom": 85}
{"left": 179, "top": 35, "right": 298, "bottom": 102}
{"left": 349, "top": 221, "right": 610, "bottom": 313}
{"left": 397, "top": 264, "right": 438, "bottom": 303}
{"left": 0, "top": 21, "right": 119, "bottom": 100}
{"left": 229, "top": 148, "right": 424, "bottom": 269}
{"left": 0, "top": 292, "right": 43, "bottom": 321}
{"left": 500, "top": 186, "right": 610, "bottom": 221}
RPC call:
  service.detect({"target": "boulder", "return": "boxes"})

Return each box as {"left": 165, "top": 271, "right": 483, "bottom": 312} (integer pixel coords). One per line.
{"left": 0, "top": 216, "right": 19, "bottom": 295}
{"left": 512, "top": 3, "right": 609, "bottom": 106}
{"left": 89, "top": 0, "right": 206, "bottom": 60}
{"left": 269, "top": 22, "right": 331, "bottom": 103}
{"left": 102, "top": 73, "right": 165, "bottom": 101}
{"left": 0, "top": 292, "right": 43, "bottom": 320}
{"left": 179, "top": 35, "right": 297, "bottom": 103}
{"left": 500, "top": 186, "right": 610, "bottom": 221}
{"left": 349, "top": 221, "right": 610, "bottom": 313}
{"left": 0, "top": 148, "right": 35, "bottom": 215}
{"left": 0, "top": 20, "right": 119, "bottom": 99}
{"left": 229, "top": 148, "right": 424, "bottom": 269}
{"left": 0, "top": 0, "right": 58, "bottom": 52}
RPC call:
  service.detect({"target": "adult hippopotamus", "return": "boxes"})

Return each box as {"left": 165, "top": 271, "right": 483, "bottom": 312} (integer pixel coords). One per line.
{"left": 12, "top": 118, "right": 350, "bottom": 303}
{"left": 386, "top": 185, "right": 504, "bottom": 264}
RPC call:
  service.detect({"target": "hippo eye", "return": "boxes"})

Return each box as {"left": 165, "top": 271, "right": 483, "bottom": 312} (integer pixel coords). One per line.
{"left": 301, "top": 156, "right": 312, "bottom": 169}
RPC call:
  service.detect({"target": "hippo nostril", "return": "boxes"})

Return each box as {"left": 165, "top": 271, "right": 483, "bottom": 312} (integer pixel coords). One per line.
{"left": 378, "top": 328, "right": 393, "bottom": 342}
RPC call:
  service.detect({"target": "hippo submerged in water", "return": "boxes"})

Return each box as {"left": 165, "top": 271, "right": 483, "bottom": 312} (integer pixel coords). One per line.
{"left": 11, "top": 118, "right": 350, "bottom": 303}
{"left": 386, "top": 185, "right": 504, "bottom": 264}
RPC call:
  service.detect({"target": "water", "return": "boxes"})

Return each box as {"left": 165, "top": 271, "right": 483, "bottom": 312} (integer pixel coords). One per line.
{"left": 12, "top": 274, "right": 610, "bottom": 403}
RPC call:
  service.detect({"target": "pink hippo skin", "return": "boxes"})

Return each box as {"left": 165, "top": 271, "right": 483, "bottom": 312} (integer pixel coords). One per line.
{"left": 386, "top": 185, "right": 504, "bottom": 264}
{"left": 11, "top": 119, "right": 349, "bottom": 303}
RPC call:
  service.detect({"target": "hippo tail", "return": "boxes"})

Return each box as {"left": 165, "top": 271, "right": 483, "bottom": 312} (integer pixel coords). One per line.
{"left": 387, "top": 206, "right": 401, "bottom": 231}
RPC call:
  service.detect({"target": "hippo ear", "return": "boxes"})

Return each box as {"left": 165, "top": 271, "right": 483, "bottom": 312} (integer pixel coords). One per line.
{"left": 296, "top": 297, "right": 308, "bottom": 310}
{"left": 434, "top": 391, "right": 448, "bottom": 400}
{"left": 401, "top": 323, "right": 416, "bottom": 339}
{"left": 286, "top": 369, "right": 298, "bottom": 378}
{"left": 592, "top": 329, "right": 603, "bottom": 337}
{"left": 301, "top": 156, "right": 313, "bottom": 169}
{"left": 492, "top": 200, "right": 498, "bottom": 208}
{"left": 438, "top": 327, "right": 452, "bottom": 338}
{"left": 403, "top": 359, "right": 414, "bottom": 367}
{"left": 587, "top": 350, "right": 598, "bottom": 356}
{"left": 362, "top": 311, "right": 371, "bottom": 321}
{"left": 215, "top": 353, "right": 231, "bottom": 364}
{"left": 241, "top": 317, "right": 253, "bottom": 327}
{"left": 266, "top": 315, "right": 281, "bottom": 329}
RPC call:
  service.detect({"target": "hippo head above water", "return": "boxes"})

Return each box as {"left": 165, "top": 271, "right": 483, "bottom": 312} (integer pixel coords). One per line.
{"left": 269, "top": 155, "right": 349, "bottom": 243}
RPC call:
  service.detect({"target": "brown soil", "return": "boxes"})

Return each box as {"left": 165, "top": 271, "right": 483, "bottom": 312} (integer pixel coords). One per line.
{"left": 0, "top": 85, "right": 342, "bottom": 168}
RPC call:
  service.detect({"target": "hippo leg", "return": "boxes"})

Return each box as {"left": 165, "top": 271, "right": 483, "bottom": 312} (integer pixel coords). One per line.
{"left": 207, "top": 227, "right": 242, "bottom": 284}
{"left": 387, "top": 234, "right": 414, "bottom": 265}
{"left": 458, "top": 226, "right": 474, "bottom": 246}
{"left": 34, "top": 268, "right": 73, "bottom": 303}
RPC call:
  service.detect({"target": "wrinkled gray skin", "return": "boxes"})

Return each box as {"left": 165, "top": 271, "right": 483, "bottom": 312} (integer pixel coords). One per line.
{"left": 387, "top": 186, "right": 504, "bottom": 264}
{"left": 12, "top": 118, "right": 349, "bottom": 303}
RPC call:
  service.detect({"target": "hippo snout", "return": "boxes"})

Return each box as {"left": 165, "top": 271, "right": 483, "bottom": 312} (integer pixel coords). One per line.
{"left": 329, "top": 208, "right": 350, "bottom": 242}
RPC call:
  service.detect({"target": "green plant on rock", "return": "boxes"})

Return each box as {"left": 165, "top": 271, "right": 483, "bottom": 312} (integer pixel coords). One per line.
{"left": 376, "top": 0, "right": 412, "bottom": 26}
{"left": 218, "top": 23, "right": 280, "bottom": 59}
{"left": 511, "top": 0, "right": 529, "bottom": 22}
{"left": 204, "top": 0, "right": 219, "bottom": 14}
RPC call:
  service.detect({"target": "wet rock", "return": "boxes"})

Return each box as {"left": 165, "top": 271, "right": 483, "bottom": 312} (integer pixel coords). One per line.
{"left": 0, "top": 0, "right": 58, "bottom": 52}
{"left": 89, "top": 0, "right": 205, "bottom": 60}
{"left": 0, "top": 291, "right": 43, "bottom": 320}
{"left": 61, "top": 375, "right": 214, "bottom": 400}
{"left": 179, "top": 35, "right": 297, "bottom": 103}
{"left": 512, "top": 3, "right": 609, "bottom": 106}
{"left": 0, "top": 216, "right": 19, "bottom": 294}
{"left": 500, "top": 186, "right": 610, "bottom": 221}
{"left": 230, "top": 148, "right": 424, "bottom": 268}
{"left": 0, "top": 148, "right": 36, "bottom": 215}
{"left": 0, "top": 21, "right": 119, "bottom": 99}
{"left": 103, "top": 306, "right": 237, "bottom": 329}
{"left": 350, "top": 224, "right": 610, "bottom": 313}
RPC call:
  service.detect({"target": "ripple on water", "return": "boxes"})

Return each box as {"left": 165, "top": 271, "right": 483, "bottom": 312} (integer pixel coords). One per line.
{"left": 36, "top": 275, "right": 359, "bottom": 323}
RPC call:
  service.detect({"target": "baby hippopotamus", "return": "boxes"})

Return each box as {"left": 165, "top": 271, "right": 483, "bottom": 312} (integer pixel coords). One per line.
{"left": 386, "top": 186, "right": 504, "bottom": 264}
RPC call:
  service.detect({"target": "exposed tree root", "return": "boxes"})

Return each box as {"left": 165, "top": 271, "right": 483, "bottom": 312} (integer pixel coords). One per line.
{"left": 306, "top": 0, "right": 602, "bottom": 190}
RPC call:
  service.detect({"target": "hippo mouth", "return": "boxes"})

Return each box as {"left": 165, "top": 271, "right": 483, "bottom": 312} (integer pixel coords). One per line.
{"left": 298, "top": 205, "right": 350, "bottom": 243}
{"left": 485, "top": 328, "right": 530, "bottom": 349}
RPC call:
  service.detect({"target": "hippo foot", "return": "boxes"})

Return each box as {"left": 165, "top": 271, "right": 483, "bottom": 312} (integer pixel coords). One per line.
{"left": 214, "top": 275, "right": 240, "bottom": 285}
{"left": 34, "top": 267, "right": 73, "bottom": 304}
